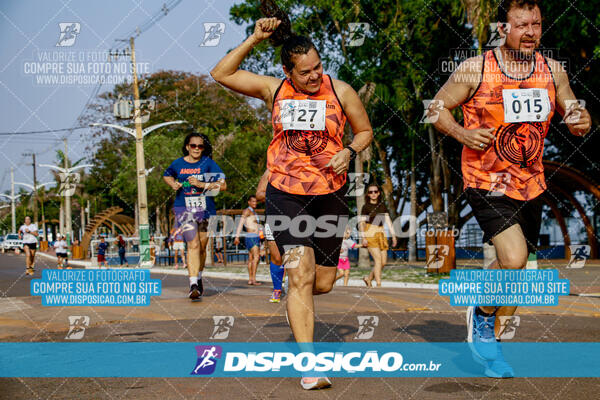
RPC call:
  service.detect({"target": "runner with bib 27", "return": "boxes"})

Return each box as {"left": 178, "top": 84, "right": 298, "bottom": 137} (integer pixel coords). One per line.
{"left": 210, "top": 0, "right": 372, "bottom": 389}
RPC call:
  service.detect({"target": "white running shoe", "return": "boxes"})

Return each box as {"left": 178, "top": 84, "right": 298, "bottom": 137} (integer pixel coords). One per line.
{"left": 300, "top": 376, "right": 332, "bottom": 390}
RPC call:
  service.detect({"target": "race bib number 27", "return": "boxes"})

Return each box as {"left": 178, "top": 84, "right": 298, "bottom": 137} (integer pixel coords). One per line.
{"left": 502, "top": 88, "right": 551, "bottom": 123}
{"left": 279, "top": 99, "right": 326, "bottom": 131}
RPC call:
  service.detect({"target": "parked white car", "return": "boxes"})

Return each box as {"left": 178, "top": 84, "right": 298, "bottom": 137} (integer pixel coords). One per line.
{"left": 1, "top": 234, "right": 23, "bottom": 252}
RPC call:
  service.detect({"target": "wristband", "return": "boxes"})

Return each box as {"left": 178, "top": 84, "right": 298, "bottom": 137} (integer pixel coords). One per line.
{"left": 345, "top": 146, "right": 357, "bottom": 160}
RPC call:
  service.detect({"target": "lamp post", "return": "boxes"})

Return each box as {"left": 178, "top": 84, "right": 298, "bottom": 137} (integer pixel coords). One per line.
{"left": 0, "top": 168, "right": 19, "bottom": 233}
{"left": 0, "top": 204, "right": 10, "bottom": 235}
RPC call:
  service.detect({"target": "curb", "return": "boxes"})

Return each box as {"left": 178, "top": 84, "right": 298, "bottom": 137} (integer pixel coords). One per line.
{"left": 35, "top": 253, "right": 439, "bottom": 290}
{"left": 37, "top": 252, "right": 92, "bottom": 267}
{"left": 147, "top": 267, "right": 439, "bottom": 289}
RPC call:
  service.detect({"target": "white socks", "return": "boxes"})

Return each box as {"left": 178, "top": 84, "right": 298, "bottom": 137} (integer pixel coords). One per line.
{"left": 189, "top": 270, "right": 203, "bottom": 286}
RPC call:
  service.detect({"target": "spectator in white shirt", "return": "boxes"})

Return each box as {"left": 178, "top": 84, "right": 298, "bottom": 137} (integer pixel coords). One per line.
{"left": 18, "top": 216, "right": 39, "bottom": 276}
{"left": 54, "top": 235, "right": 69, "bottom": 269}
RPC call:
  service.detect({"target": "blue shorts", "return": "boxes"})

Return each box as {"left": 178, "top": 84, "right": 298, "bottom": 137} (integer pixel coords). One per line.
{"left": 245, "top": 234, "right": 260, "bottom": 250}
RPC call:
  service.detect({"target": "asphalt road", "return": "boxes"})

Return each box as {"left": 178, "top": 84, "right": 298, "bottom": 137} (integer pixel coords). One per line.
{"left": 0, "top": 252, "right": 599, "bottom": 399}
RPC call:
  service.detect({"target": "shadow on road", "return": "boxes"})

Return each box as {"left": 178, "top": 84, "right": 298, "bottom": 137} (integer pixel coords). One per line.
{"left": 396, "top": 318, "right": 464, "bottom": 341}
{"left": 424, "top": 382, "right": 498, "bottom": 394}
{"left": 263, "top": 320, "right": 362, "bottom": 342}
{"left": 395, "top": 318, "right": 484, "bottom": 376}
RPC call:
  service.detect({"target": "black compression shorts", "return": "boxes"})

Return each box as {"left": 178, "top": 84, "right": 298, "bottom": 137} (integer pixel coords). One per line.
{"left": 265, "top": 183, "right": 349, "bottom": 267}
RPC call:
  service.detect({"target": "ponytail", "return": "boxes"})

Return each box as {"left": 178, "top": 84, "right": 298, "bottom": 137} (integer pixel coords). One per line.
{"left": 260, "top": 0, "right": 320, "bottom": 71}
{"left": 260, "top": 0, "right": 292, "bottom": 46}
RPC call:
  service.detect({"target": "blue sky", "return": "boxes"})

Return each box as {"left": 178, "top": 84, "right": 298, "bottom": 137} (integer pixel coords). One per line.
{"left": 0, "top": 0, "right": 250, "bottom": 194}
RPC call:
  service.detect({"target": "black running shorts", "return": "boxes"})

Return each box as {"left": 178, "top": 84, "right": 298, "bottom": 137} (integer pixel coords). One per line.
{"left": 265, "top": 183, "right": 349, "bottom": 267}
{"left": 464, "top": 188, "right": 542, "bottom": 254}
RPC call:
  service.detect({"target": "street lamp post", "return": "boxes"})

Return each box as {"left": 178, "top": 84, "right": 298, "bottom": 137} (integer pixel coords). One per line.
{"left": 0, "top": 204, "right": 9, "bottom": 235}
{"left": 0, "top": 194, "right": 19, "bottom": 234}
{"left": 0, "top": 168, "right": 19, "bottom": 233}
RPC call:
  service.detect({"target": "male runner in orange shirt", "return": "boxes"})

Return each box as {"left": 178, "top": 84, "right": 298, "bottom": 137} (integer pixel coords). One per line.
{"left": 433, "top": 0, "right": 591, "bottom": 377}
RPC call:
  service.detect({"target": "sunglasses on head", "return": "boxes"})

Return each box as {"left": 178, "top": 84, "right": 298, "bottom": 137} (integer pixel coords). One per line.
{"left": 188, "top": 143, "right": 204, "bottom": 149}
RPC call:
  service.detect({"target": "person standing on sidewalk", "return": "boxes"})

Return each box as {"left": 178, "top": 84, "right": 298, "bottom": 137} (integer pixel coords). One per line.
{"left": 359, "top": 184, "right": 397, "bottom": 287}
{"left": 54, "top": 235, "right": 68, "bottom": 269}
{"left": 117, "top": 235, "right": 128, "bottom": 267}
{"left": 234, "top": 195, "right": 263, "bottom": 285}
{"left": 96, "top": 236, "right": 109, "bottom": 268}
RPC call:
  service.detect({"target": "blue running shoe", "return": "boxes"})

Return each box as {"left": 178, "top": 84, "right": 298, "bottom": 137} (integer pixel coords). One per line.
{"left": 485, "top": 342, "right": 514, "bottom": 378}
{"left": 467, "top": 306, "right": 497, "bottom": 361}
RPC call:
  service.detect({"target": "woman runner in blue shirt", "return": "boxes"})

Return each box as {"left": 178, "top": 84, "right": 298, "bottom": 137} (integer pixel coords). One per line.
{"left": 163, "top": 132, "right": 226, "bottom": 300}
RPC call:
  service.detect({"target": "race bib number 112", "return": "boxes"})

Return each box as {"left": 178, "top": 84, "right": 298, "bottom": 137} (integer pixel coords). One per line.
{"left": 185, "top": 196, "right": 206, "bottom": 211}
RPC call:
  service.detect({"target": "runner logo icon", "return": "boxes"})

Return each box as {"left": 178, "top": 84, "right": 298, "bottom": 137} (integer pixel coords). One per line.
{"left": 346, "top": 173, "right": 370, "bottom": 197}
{"left": 486, "top": 23, "right": 511, "bottom": 47}
{"left": 420, "top": 100, "right": 444, "bottom": 124}
{"left": 427, "top": 245, "right": 449, "bottom": 270}
{"left": 210, "top": 316, "right": 234, "bottom": 339}
{"left": 562, "top": 99, "right": 586, "bottom": 124}
{"left": 191, "top": 345, "right": 222, "bottom": 375}
{"left": 567, "top": 245, "right": 590, "bottom": 269}
{"left": 56, "top": 23, "right": 80, "bottom": 47}
{"left": 347, "top": 23, "right": 370, "bottom": 47}
{"left": 65, "top": 315, "right": 89, "bottom": 340}
{"left": 200, "top": 23, "right": 225, "bottom": 47}
{"left": 355, "top": 316, "right": 379, "bottom": 339}
{"left": 498, "top": 316, "right": 520, "bottom": 340}
{"left": 488, "top": 172, "right": 511, "bottom": 196}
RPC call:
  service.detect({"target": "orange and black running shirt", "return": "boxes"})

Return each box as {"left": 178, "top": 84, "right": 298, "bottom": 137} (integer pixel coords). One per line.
{"left": 268, "top": 75, "right": 347, "bottom": 195}
{"left": 461, "top": 50, "right": 556, "bottom": 201}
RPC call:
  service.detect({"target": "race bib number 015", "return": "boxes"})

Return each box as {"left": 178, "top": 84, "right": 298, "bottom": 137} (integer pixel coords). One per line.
{"left": 279, "top": 99, "right": 326, "bottom": 131}
{"left": 502, "top": 88, "right": 551, "bottom": 123}
{"left": 185, "top": 195, "right": 206, "bottom": 211}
